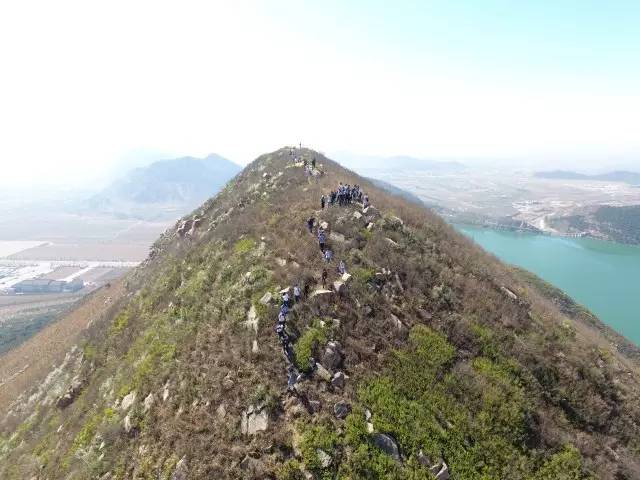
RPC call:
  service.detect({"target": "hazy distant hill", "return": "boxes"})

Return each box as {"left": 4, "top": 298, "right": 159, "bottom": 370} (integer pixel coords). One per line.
{"left": 87, "top": 154, "right": 241, "bottom": 219}
{"left": 535, "top": 170, "right": 640, "bottom": 185}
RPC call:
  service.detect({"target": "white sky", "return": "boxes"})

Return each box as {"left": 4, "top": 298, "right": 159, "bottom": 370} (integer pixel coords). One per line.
{"left": 1, "top": 1, "right": 639, "bottom": 186}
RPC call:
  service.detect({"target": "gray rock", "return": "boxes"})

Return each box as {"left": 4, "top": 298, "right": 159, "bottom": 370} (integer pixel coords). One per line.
{"left": 385, "top": 237, "right": 400, "bottom": 248}
{"left": 322, "top": 342, "right": 343, "bottom": 370}
{"left": 333, "top": 280, "right": 345, "bottom": 293}
{"left": 309, "top": 400, "right": 321, "bottom": 413}
{"left": 259, "top": 291, "right": 273, "bottom": 305}
{"left": 310, "top": 289, "right": 332, "bottom": 298}
{"left": 143, "top": 393, "right": 155, "bottom": 412}
{"left": 123, "top": 414, "right": 133, "bottom": 434}
{"left": 334, "top": 401, "right": 351, "bottom": 419}
{"left": 329, "top": 232, "right": 346, "bottom": 243}
{"left": 316, "top": 449, "right": 332, "bottom": 468}
{"left": 241, "top": 405, "right": 269, "bottom": 435}
{"left": 353, "top": 211, "right": 363, "bottom": 220}
{"left": 372, "top": 433, "right": 401, "bottom": 461}
{"left": 315, "top": 363, "right": 332, "bottom": 382}
{"left": 331, "top": 371, "right": 346, "bottom": 389}
{"left": 121, "top": 391, "right": 136, "bottom": 411}
{"left": 171, "top": 456, "right": 188, "bottom": 480}
{"left": 435, "top": 462, "right": 450, "bottom": 480}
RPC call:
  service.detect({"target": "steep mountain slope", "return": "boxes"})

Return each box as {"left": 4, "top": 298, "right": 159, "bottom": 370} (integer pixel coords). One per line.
{"left": 1, "top": 148, "right": 639, "bottom": 480}
{"left": 86, "top": 154, "right": 241, "bottom": 219}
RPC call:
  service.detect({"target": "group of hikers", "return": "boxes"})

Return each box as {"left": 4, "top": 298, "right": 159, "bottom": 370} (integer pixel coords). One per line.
{"left": 320, "top": 183, "right": 368, "bottom": 209}
{"left": 274, "top": 284, "right": 305, "bottom": 393}
{"left": 272, "top": 152, "right": 372, "bottom": 394}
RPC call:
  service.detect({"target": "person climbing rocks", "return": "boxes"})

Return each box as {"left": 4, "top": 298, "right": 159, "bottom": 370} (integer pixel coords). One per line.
{"left": 318, "top": 230, "right": 326, "bottom": 252}
{"left": 322, "top": 268, "right": 328, "bottom": 288}
{"left": 278, "top": 310, "right": 287, "bottom": 324}
{"left": 293, "top": 284, "right": 302, "bottom": 303}
{"left": 324, "top": 248, "right": 333, "bottom": 263}
{"left": 363, "top": 195, "right": 370, "bottom": 209}
{"left": 307, "top": 217, "right": 315, "bottom": 233}
{"left": 280, "top": 302, "right": 290, "bottom": 316}
{"left": 320, "top": 195, "right": 326, "bottom": 209}
{"left": 282, "top": 291, "right": 291, "bottom": 308}
{"left": 338, "top": 259, "right": 346, "bottom": 275}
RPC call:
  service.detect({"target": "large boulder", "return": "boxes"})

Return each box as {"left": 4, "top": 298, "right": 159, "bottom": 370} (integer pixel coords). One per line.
{"left": 372, "top": 433, "right": 401, "bottom": 461}
{"left": 121, "top": 391, "right": 136, "bottom": 411}
{"left": 259, "top": 292, "right": 273, "bottom": 305}
{"left": 322, "top": 342, "right": 343, "bottom": 370}
{"left": 241, "top": 403, "right": 269, "bottom": 435}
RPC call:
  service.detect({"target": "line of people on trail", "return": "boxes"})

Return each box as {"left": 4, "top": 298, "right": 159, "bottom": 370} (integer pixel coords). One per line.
{"left": 320, "top": 182, "right": 368, "bottom": 209}
{"left": 274, "top": 284, "right": 305, "bottom": 393}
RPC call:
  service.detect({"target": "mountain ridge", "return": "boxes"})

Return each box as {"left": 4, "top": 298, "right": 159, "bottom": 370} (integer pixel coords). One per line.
{"left": 1, "top": 147, "right": 639, "bottom": 480}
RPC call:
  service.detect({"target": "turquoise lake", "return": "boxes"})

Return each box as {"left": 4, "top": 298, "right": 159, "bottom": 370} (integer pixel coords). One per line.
{"left": 455, "top": 225, "right": 640, "bottom": 346}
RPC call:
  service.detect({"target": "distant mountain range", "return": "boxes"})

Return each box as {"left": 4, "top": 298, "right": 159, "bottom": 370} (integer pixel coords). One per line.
{"left": 86, "top": 154, "right": 241, "bottom": 219}
{"left": 535, "top": 170, "right": 640, "bottom": 185}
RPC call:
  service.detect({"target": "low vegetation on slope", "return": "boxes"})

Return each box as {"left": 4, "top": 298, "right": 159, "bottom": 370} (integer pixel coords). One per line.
{"left": 1, "top": 148, "right": 639, "bottom": 480}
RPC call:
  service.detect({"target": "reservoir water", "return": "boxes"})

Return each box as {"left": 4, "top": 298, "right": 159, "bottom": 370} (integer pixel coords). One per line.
{"left": 456, "top": 225, "right": 640, "bottom": 346}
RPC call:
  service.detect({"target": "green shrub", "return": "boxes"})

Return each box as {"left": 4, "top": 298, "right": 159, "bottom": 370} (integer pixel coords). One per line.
{"left": 294, "top": 321, "right": 329, "bottom": 371}
{"left": 234, "top": 238, "right": 256, "bottom": 254}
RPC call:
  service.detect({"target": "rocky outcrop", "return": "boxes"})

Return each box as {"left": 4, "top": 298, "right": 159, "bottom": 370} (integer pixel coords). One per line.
{"left": 241, "top": 403, "right": 269, "bottom": 435}
{"left": 55, "top": 376, "right": 84, "bottom": 409}
{"left": 322, "top": 342, "right": 343, "bottom": 370}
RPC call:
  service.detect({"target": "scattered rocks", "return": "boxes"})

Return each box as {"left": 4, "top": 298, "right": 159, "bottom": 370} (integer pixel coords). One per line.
{"left": 316, "top": 449, "right": 332, "bottom": 468}
{"left": 334, "top": 401, "right": 351, "bottom": 419}
{"left": 275, "top": 257, "right": 287, "bottom": 267}
{"left": 331, "top": 371, "right": 346, "bottom": 389}
{"left": 353, "top": 211, "right": 363, "bottom": 220}
{"left": 143, "top": 393, "right": 155, "bottom": 412}
{"left": 322, "top": 342, "right": 344, "bottom": 370}
{"left": 241, "top": 403, "right": 269, "bottom": 435}
{"left": 373, "top": 433, "right": 401, "bottom": 461}
{"left": 121, "top": 391, "right": 136, "bottom": 411}
{"left": 171, "top": 456, "right": 188, "bottom": 480}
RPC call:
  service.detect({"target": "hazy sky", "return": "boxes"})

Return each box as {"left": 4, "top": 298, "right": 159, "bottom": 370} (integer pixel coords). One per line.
{"left": 1, "top": 0, "right": 639, "bottom": 186}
